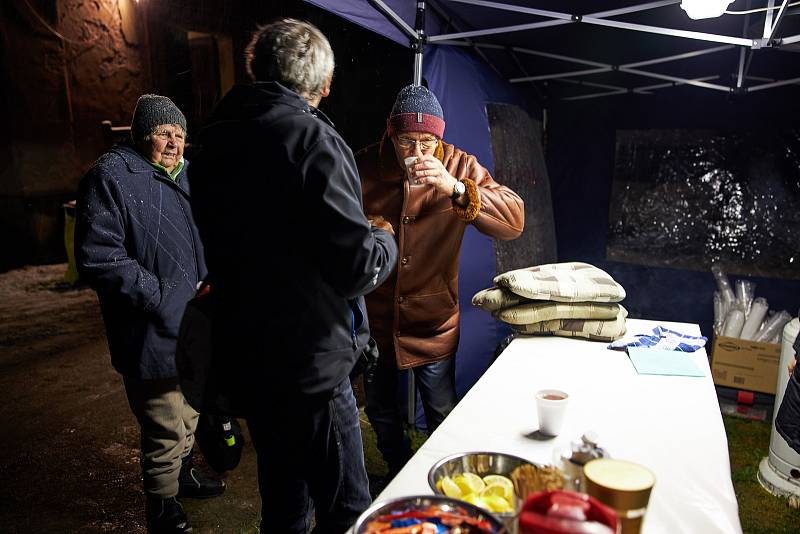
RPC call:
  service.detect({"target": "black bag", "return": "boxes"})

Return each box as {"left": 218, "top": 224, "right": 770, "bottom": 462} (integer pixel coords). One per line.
{"left": 195, "top": 414, "right": 244, "bottom": 473}
{"left": 176, "top": 283, "right": 246, "bottom": 417}
{"left": 350, "top": 337, "right": 380, "bottom": 384}
{"left": 776, "top": 357, "right": 800, "bottom": 455}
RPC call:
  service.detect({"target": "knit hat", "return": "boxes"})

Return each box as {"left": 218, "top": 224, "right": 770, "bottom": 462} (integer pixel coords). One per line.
{"left": 386, "top": 85, "right": 445, "bottom": 139}
{"left": 130, "top": 94, "right": 187, "bottom": 144}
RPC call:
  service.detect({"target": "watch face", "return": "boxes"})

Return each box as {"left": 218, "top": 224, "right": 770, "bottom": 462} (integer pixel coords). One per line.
{"left": 454, "top": 181, "right": 466, "bottom": 196}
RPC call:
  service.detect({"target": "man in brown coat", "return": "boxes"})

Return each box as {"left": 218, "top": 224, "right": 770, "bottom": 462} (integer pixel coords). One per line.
{"left": 356, "top": 84, "right": 524, "bottom": 477}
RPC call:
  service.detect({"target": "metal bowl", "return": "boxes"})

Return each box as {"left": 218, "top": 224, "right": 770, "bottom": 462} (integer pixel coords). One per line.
{"left": 352, "top": 494, "right": 506, "bottom": 533}
{"left": 428, "top": 451, "right": 539, "bottom": 518}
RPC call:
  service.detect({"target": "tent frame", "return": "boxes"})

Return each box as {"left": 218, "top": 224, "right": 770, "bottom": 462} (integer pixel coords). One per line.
{"left": 367, "top": 0, "right": 430, "bottom": 425}
{"left": 365, "top": 0, "right": 797, "bottom": 424}
{"left": 370, "top": 0, "right": 800, "bottom": 100}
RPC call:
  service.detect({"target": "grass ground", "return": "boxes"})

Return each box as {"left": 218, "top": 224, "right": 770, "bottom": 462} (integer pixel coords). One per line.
{"left": 723, "top": 415, "right": 800, "bottom": 533}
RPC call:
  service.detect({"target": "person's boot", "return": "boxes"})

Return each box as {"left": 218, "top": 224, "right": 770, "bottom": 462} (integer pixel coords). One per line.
{"left": 177, "top": 451, "right": 226, "bottom": 499}
{"left": 145, "top": 496, "right": 192, "bottom": 533}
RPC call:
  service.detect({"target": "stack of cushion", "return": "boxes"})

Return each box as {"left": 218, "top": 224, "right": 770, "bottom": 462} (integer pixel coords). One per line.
{"left": 472, "top": 262, "right": 628, "bottom": 342}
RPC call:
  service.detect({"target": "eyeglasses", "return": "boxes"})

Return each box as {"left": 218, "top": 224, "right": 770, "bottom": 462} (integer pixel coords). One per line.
{"left": 396, "top": 137, "right": 438, "bottom": 151}
{"left": 152, "top": 129, "right": 185, "bottom": 142}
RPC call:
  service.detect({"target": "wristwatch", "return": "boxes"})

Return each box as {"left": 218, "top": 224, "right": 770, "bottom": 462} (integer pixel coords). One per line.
{"left": 450, "top": 180, "right": 466, "bottom": 200}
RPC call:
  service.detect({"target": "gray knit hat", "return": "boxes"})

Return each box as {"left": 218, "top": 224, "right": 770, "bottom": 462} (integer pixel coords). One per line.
{"left": 130, "top": 94, "right": 187, "bottom": 144}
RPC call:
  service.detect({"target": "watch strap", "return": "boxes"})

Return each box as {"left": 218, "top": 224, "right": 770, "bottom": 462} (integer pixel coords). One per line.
{"left": 450, "top": 180, "right": 466, "bottom": 200}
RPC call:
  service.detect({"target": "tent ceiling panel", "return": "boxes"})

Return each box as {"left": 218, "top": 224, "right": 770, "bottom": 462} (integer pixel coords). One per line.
{"left": 315, "top": 0, "right": 800, "bottom": 99}
{"left": 435, "top": 0, "right": 800, "bottom": 98}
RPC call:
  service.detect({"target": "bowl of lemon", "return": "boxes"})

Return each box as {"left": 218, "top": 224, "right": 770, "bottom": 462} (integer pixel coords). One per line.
{"left": 427, "top": 451, "right": 565, "bottom": 520}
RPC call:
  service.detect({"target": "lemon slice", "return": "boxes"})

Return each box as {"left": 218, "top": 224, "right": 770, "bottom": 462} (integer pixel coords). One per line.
{"left": 440, "top": 476, "right": 462, "bottom": 498}
{"left": 480, "top": 484, "right": 512, "bottom": 503}
{"left": 454, "top": 472, "right": 486, "bottom": 495}
{"left": 482, "top": 494, "right": 514, "bottom": 513}
{"left": 482, "top": 474, "right": 514, "bottom": 501}
{"left": 461, "top": 492, "right": 488, "bottom": 510}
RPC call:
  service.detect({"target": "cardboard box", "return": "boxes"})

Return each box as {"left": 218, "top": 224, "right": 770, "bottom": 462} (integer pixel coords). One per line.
{"left": 711, "top": 336, "right": 781, "bottom": 395}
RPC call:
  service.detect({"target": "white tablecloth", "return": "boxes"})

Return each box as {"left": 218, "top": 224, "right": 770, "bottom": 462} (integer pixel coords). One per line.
{"left": 374, "top": 318, "right": 742, "bottom": 534}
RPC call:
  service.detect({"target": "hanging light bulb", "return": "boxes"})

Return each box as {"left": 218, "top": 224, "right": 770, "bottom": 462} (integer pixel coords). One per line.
{"left": 680, "top": 0, "right": 734, "bottom": 19}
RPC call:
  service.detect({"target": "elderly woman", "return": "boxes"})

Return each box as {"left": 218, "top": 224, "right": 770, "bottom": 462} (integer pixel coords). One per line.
{"left": 76, "top": 94, "right": 224, "bottom": 534}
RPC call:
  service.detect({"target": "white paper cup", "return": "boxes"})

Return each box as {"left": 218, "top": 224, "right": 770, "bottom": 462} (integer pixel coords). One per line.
{"left": 535, "top": 389, "right": 569, "bottom": 436}
{"left": 404, "top": 156, "right": 423, "bottom": 187}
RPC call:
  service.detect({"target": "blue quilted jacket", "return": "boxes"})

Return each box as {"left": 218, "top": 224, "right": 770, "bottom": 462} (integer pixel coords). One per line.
{"left": 76, "top": 142, "right": 207, "bottom": 379}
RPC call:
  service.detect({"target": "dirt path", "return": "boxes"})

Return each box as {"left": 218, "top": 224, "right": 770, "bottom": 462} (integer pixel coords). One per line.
{"left": 0, "top": 264, "right": 260, "bottom": 533}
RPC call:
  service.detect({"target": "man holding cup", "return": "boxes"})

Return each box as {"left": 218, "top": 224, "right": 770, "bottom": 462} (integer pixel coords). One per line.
{"left": 356, "top": 84, "right": 525, "bottom": 478}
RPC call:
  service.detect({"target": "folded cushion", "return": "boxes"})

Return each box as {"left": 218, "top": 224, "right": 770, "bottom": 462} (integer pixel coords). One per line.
{"left": 495, "top": 301, "right": 620, "bottom": 325}
{"left": 494, "top": 262, "right": 625, "bottom": 303}
{"left": 472, "top": 286, "right": 525, "bottom": 312}
{"left": 511, "top": 306, "right": 628, "bottom": 342}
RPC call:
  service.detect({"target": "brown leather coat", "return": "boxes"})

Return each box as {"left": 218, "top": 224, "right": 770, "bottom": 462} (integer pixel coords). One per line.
{"left": 356, "top": 136, "right": 524, "bottom": 369}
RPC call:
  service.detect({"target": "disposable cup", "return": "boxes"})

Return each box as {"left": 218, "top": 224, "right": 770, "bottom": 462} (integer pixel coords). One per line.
{"left": 404, "top": 156, "right": 424, "bottom": 187}
{"left": 535, "top": 389, "right": 569, "bottom": 436}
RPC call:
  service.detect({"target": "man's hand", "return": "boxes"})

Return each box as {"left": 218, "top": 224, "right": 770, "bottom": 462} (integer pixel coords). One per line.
{"left": 789, "top": 357, "right": 797, "bottom": 377}
{"left": 368, "top": 215, "right": 394, "bottom": 236}
{"left": 410, "top": 155, "right": 460, "bottom": 199}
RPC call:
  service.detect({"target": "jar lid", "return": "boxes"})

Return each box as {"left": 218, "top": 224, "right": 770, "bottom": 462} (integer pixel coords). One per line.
{"left": 583, "top": 459, "right": 655, "bottom": 510}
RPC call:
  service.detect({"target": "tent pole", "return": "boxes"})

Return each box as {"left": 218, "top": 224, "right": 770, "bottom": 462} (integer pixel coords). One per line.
{"left": 413, "top": 1, "right": 426, "bottom": 86}
{"left": 764, "top": 0, "right": 790, "bottom": 43}
{"left": 428, "top": 0, "right": 680, "bottom": 42}
{"left": 407, "top": 1, "right": 428, "bottom": 430}
{"left": 736, "top": 1, "right": 752, "bottom": 90}
{"left": 740, "top": 74, "right": 800, "bottom": 87}
{"left": 633, "top": 75, "right": 719, "bottom": 93}
{"left": 367, "top": 0, "right": 426, "bottom": 426}
{"left": 368, "top": 0, "right": 417, "bottom": 38}
{"left": 511, "top": 67, "right": 612, "bottom": 83}
{"left": 763, "top": 0, "right": 777, "bottom": 38}
{"left": 619, "top": 67, "right": 732, "bottom": 91}
{"left": 782, "top": 34, "right": 800, "bottom": 45}
{"left": 747, "top": 76, "right": 800, "bottom": 92}
{"left": 413, "top": 54, "right": 424, "bottom": 86}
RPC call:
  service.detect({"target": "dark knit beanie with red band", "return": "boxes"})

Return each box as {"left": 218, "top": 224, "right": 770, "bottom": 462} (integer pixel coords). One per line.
{"left": 386, "top": 85, "right": 445, "bottom": 139}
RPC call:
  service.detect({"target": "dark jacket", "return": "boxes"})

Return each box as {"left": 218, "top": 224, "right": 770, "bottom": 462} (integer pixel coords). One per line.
{"left": 776, "top": 331, "right": 800, "bottom": 454}
{"left": 75, "top": 142, "right": 207, "bottom": 379}
{"left": 356, "top": 138, "right": 524, "bottom": 369}
{"left": 190, "top": 82, "right": 397, "bottom": 401}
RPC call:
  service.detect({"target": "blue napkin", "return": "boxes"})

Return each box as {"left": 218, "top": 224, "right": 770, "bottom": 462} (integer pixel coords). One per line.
{"left": 609, "top": 325, "right": 708, "bottom": 353}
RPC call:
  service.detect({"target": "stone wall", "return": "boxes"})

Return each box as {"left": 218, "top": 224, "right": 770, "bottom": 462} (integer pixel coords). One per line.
{"left": 0, "top": 0, "right": 410, "bottom": 271}
{"left": 0, "top": 0, "right": 147, "bottom": 270}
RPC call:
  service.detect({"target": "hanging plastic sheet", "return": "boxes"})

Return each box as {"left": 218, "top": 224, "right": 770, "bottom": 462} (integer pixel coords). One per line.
{"left": 607, "top": 129, "right": 800, "bottom": 279}
{"left": 486, "top": 102, "right": 557, "bottom": 273}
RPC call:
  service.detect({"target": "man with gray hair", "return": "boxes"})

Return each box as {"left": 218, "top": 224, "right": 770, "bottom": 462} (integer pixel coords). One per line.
{"left": 76, "top": 94, "right": 225, "bottom": 533}
{"left": 191, "top": 19, "right": 397, "bottom": 533}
